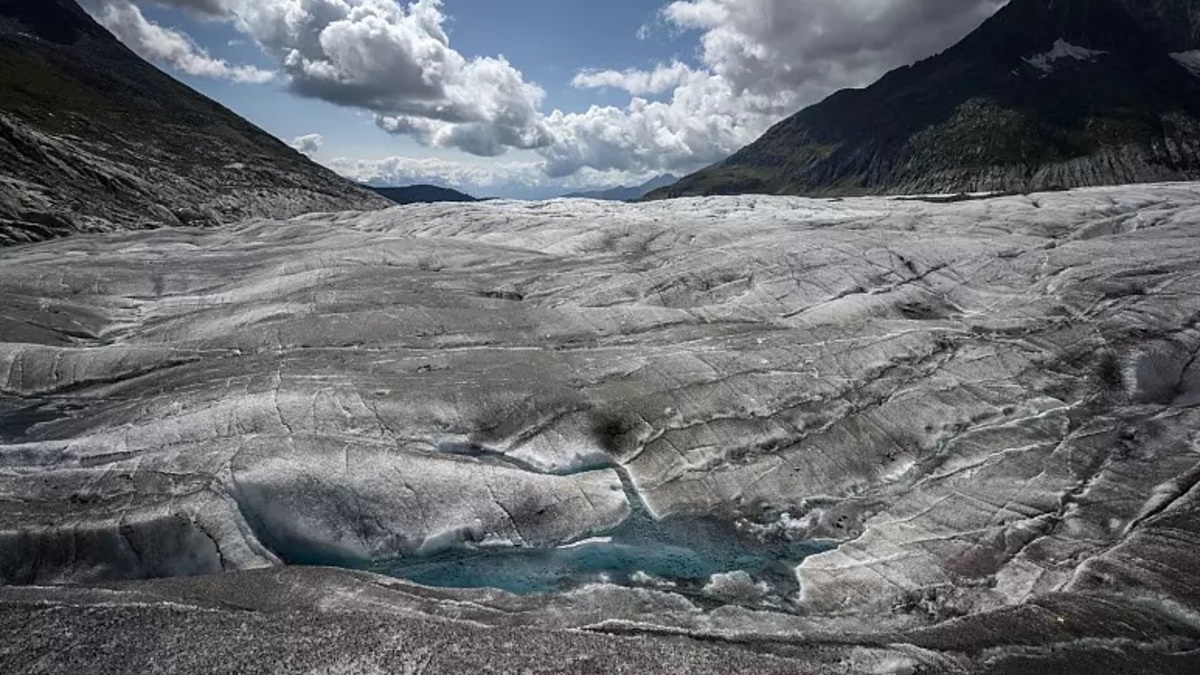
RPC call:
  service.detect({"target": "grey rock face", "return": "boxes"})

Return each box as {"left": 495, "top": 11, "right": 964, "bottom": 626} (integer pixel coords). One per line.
{"left": 2, "top": 184, "right": 1200, "bottom": 671}
{"left": 0, "top": 0, "right": 389, "bottom": 245}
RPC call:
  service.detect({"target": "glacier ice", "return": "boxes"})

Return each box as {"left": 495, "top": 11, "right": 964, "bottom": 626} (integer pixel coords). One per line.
{"left": 3, "top": 184, "right": 1200, "bottom": 670}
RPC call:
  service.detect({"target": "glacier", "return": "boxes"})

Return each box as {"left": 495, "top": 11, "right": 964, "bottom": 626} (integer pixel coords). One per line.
{"left": 2, "top": 184, "right": 1200, "bottom": 671}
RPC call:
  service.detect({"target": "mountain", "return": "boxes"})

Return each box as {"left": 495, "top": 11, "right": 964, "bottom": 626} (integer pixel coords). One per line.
{"left": 564, "top": 174, "right": 678, "bottom": 201}
{"left": 369, "top": 184, "right": 478, "bottom": 205}
{"left": 649, "top": 0, "right": 1200, "bottom": 200}
{"left": 1116, "top": 0, "right": 1200, "bottom": 51}
{"left": 0, "top": 0, "right": 389, "bottom": 245}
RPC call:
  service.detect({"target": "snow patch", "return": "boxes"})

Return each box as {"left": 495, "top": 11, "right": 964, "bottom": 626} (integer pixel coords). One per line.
{"left": 1172, "top": 50, "right": 1200, "bottom": 77}
{"left": 1024, "top": 39, "right": 1107, "bottom": 74}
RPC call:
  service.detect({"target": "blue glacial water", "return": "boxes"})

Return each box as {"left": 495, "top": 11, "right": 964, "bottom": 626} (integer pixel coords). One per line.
{"left": 261, "top": 446, "right": 838, "bottom": 600}
{"left": 370, "top": 458, "right": 837, "bottom": 599}
{"left": 370, "top": 513, "right": 835, "bottom": 597}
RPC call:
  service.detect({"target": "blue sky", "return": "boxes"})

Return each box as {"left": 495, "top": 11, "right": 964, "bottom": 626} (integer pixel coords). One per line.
{"left": 150, "top": 0, "right": 693, "bottom": 118}
{"left": 84, "top": 0, "right": 1006, "bottom": 198}
{"left": 143, "top": 0, "right": 695, "bottom": 190}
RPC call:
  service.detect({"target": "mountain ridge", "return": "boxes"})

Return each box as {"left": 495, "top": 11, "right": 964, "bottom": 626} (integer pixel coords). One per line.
{"left": 648, "top": 0, "right": 1200, "bottom": 200}
{"left": 369, "top": 184, "right": 478, "bottom": 205}
{"left": 563, "top": 174, "right": 679, "bottom": 201}
{"left": 0, "top": 0, "right": 389, "bottom": 245}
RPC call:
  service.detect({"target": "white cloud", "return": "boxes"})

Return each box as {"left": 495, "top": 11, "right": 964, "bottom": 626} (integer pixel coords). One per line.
{"left": 661, "top": 0, "right": 1007, "bottom": 101}
{"left": 324, "top": 154, "right": 672, "bottom": 199}
{"left": 541, "top": 0, "right": 1007, "bottom": 177}
{"left": 572, "top": 61, "right": 696, "bottom": 97}
{"left": 290, "top": 133, "right": 324, "bottom": 155}
{"left": 327, "top": 155, "right": 543, "bottom": 189}
{"left": 94, "top": 0, "right": 1007, "bottom": 180}
{"left": 227, "top": 0, "right": 549, "bottom": 156}
{"left": 84, "top": 0, "right": 273, "bottom": 83}
{"left": 541, "top": 74, "right": 768, "bottom": 178}
{"left": 90, "top": 0, "right": 549, "bottom": 156}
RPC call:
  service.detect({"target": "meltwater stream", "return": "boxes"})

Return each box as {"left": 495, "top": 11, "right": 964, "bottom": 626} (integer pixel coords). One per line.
{"left": 367, "top": 463, "right": 837, "bottom": 603}
{"left": 370, "top": 514, "right": 834, "bottom": 599}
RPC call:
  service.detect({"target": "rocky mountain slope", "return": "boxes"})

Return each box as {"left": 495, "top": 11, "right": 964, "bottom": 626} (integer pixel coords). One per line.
{"left": 3, "top": 183, "right": 1200, "bottom": 671}
{"left": 564, "top": 174, "right": 679, "bottom": 201}
{"left": 369, "top": 184, "right": 479, "bottom": 205}
{"left": 0, "top": 0, "right": 389, "bottom": 245}
{"left": 651, "top": 0, "right": 1200, "bottom": 199}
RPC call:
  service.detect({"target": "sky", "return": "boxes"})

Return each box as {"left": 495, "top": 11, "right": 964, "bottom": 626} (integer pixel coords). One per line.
{"left": 79, "top": 0, "right": 1008, "bottom": 199}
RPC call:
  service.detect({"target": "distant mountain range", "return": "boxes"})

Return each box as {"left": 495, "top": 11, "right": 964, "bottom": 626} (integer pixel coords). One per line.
{"left": 0, "top": 0, "right": 387, "bottom": 244}
{"left": 650, "top": 0, "right": 1200, "bottom": 200}
{"left": 564, "top": 174, "right": 678, "bottom": 201}
{"left": 369, "top": 184, "right": 478, "bottom": 205}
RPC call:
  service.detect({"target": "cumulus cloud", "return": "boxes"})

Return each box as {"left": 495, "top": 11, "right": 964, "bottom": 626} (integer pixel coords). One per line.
{"left": 290, "top": 133, "right": 324, "bottom": 155}
{"left": 541, "top": 73, "right": 769, "bottom": 177}
{"left": 122, "top": 0, "right": 551, "bottom": 157}
{"left": 572, "top": 61, "right": 695, "bottom": 97}
{"left": 325, "top": 154, "right": 670, "bottom": 199}
{"left": 94, "top": 0, "right": 1007, "bottom": 178}
{"left": 327, "top": 155, "right": 543, "bottom": 189}
{"left": 546, "top": 0, "right": 1007, "bottom": 176}
{"left": 83, "top": 0, "right": 273, "bottom": 83}
{"left": 662, "top": 0, "right": 1007, "bottom": 102}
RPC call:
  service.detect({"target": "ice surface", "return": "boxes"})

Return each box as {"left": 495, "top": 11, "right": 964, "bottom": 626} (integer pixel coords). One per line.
{"left": 2, "top": 184, "right": 1200, "bottom": 630}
